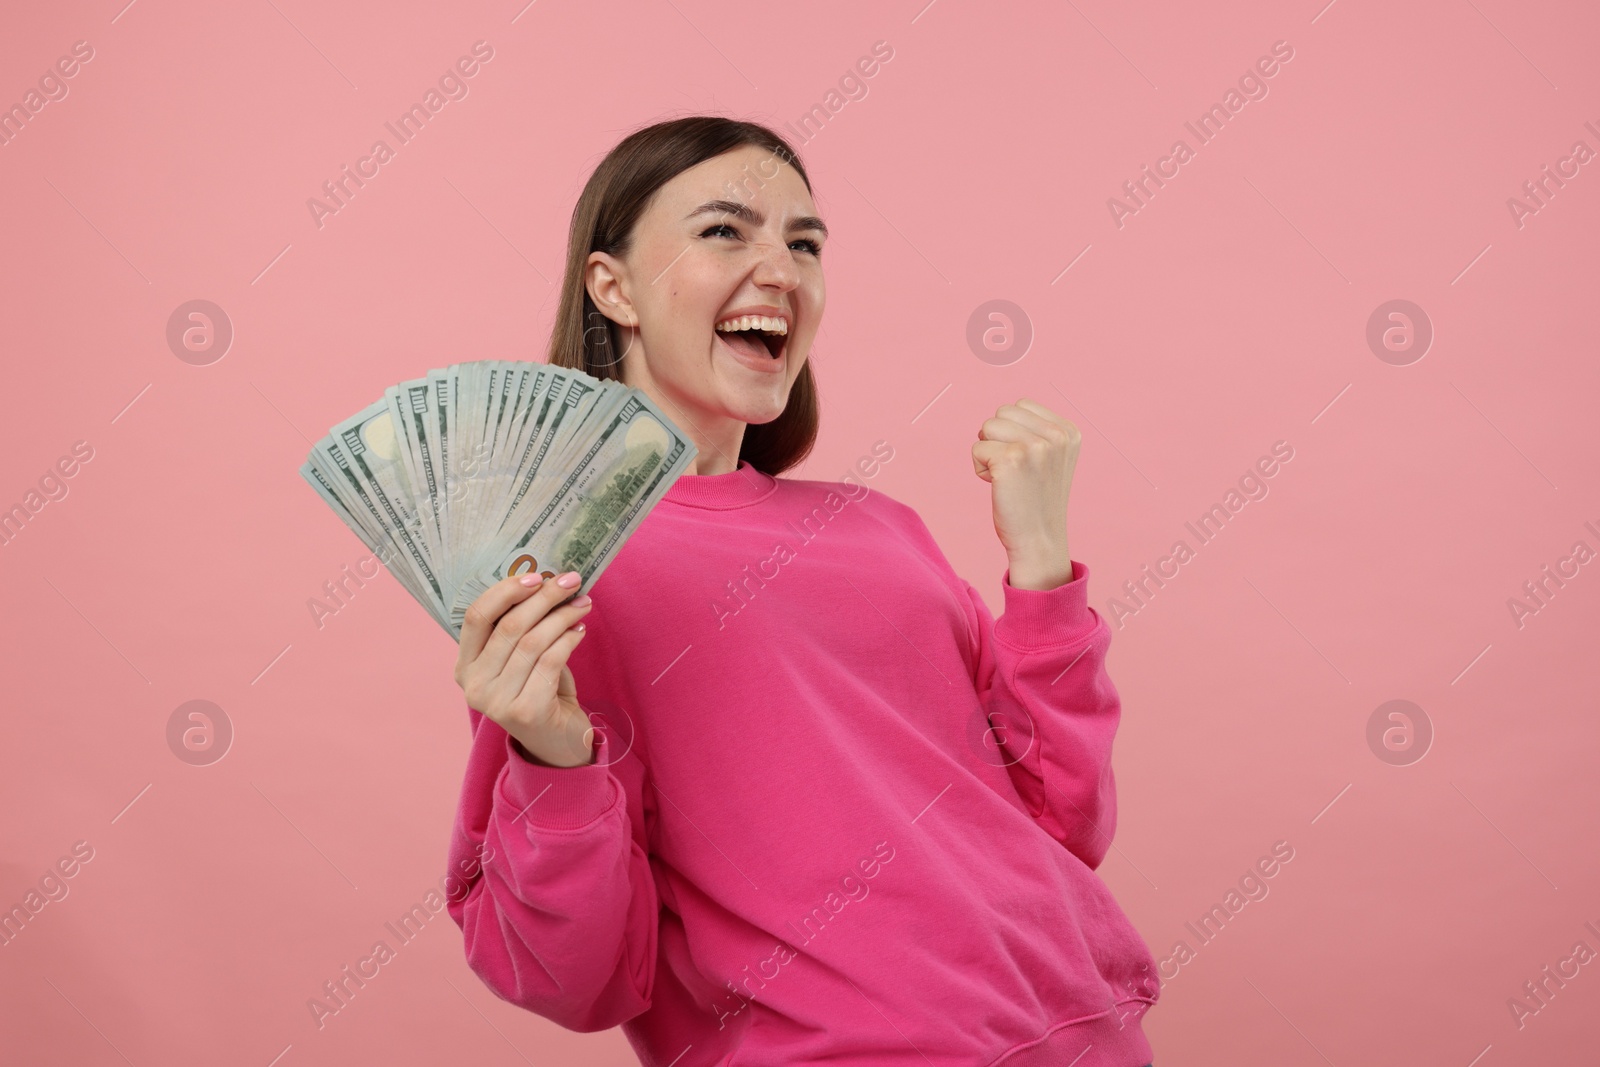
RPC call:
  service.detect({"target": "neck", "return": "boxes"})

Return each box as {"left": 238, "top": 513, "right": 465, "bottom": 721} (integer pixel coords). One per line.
{"left": 681, "top": 411, "right": 745, "bottom": 475}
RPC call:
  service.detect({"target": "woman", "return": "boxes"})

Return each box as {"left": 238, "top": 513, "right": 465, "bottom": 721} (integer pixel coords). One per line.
{"left": 446, "top": 115, "right": 1160, "bottom": 1067}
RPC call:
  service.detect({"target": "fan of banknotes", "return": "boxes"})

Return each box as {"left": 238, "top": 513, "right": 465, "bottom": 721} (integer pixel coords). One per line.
{"left": 300, "top": 360, "right": 697, "bottom": 639}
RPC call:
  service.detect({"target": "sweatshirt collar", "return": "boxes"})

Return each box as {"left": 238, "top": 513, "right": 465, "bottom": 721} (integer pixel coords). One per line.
{"left": 663, "top": 458, "right": 778, "bottom": 510}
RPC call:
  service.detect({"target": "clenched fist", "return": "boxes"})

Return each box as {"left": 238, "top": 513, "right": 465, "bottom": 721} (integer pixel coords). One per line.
{"left": 973, "top": 398, "right": 1081, "bottom": 591}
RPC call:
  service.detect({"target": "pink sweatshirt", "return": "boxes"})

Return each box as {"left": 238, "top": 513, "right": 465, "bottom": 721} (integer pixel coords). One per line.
{"left": 446, "top": 457, "right": 1160, "bottom": 1066}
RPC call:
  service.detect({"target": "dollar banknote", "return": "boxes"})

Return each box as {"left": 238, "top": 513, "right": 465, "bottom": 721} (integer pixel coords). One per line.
{"left": 300, "top": 361, "right": 697, "bottom": 639}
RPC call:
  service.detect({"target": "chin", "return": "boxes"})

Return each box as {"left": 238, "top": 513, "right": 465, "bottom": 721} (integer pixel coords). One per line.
{"left": 717, "top": 374, "right": 797, "bottom": 427}
{"left": 736, "top": 379, "right": 800, "bottom": 422}
{"left": 730, "top": 395, "right": 790, "bottom": 426}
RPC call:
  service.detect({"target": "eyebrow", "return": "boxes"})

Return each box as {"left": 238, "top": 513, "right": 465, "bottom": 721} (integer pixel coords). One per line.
{"left": 685, "top": 199, "right": 829, "bottom": 239}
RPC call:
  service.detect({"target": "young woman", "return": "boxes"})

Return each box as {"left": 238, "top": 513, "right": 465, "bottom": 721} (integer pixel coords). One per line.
{"left": 446, "top": 116, "right": 1159, "bottom": 1067}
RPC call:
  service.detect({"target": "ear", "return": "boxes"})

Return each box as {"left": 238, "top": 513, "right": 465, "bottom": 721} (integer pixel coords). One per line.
{"left": 585, "top": 251, "right": 637, "bottom": 329}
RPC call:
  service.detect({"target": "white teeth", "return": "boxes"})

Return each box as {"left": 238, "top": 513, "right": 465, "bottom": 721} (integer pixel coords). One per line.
{"left": 715, "top": 315, "right": 788, "bottom": 335}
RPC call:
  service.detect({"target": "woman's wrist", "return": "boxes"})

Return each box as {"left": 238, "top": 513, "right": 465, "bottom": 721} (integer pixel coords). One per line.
{"left": 1007, "top": 543, "right": 1074, "bottom": 591}
{"left": 511, "top": 734, "right": 596, "bottom": 769}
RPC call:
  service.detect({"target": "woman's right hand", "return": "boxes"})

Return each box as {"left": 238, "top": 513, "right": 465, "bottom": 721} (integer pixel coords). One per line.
{"left": 454, "top": 570, "right": 597, "bottom": 767}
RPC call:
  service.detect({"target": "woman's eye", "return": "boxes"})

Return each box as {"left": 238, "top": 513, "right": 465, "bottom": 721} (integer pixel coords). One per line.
{"left": 792, "top": 239, "right": 822, "bottom": 256}
{"left": 702, "top": 223, "right": 739, "bottom": 239}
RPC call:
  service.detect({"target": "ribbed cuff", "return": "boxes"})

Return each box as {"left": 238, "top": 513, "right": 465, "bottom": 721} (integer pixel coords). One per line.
{"left": 499, "top": 732, "right": 619, "bottom": 830}
{"left": 994, "top": 559, "right": 1098, "bottom": 651}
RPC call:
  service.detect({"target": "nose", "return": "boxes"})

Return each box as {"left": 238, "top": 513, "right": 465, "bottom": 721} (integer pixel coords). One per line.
{"left": 749, "top": 234, "right": 800, "bottom": 292}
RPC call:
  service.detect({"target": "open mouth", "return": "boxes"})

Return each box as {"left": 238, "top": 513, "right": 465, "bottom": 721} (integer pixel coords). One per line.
{"left": 715, "top": 315, "right": 788, "bottom": 362}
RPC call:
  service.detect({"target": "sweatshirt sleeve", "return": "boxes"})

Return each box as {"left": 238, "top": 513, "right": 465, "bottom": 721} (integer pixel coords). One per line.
{"left": 444, "top": 705, "right": 659, "bottom": 1031}
{"left": 959, "top": 560, "right": 1123, "bottom": 870}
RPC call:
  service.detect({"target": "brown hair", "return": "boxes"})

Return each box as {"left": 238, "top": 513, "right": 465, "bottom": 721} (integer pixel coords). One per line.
{"left": 546, "top": 115, "right": 820, "bottom": 477}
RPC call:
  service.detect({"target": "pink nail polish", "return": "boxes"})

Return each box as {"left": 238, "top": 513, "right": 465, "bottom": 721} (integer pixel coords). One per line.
{"left": 571, "top": 594, "right": 592, "bottom": 608}
{"left": 557, "top": 571, "right": 581, "bottom": 589}
{"left": 519, "top": 573, "right": 543, "bottom": 587}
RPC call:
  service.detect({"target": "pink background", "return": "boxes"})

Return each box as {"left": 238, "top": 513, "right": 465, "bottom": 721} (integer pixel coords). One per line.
{"left": 3, "top": 0, "right": 1597, "bottom": 1063}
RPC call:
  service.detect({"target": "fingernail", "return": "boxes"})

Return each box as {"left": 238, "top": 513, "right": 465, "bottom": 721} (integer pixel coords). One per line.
{"left": 573, "top": 622, "right": 586, "bottom": 632}
{"left": 556, "top": 571, "right": 581, "bottom": 589}
{"left": 571, "top": 594, "right": 592, "bottom": 608}
{"left": 519, "top": 573, "right": 543, "bottom": 587}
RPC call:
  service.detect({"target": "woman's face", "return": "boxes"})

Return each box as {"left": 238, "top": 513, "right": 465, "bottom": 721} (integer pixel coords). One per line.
{"left": 585, "top": 144, "right": 827, "bottom": 469}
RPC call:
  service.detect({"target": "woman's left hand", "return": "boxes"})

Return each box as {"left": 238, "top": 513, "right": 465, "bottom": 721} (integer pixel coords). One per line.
{"left": 972, "top": 398, "right": 1081, "bottom": 591}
